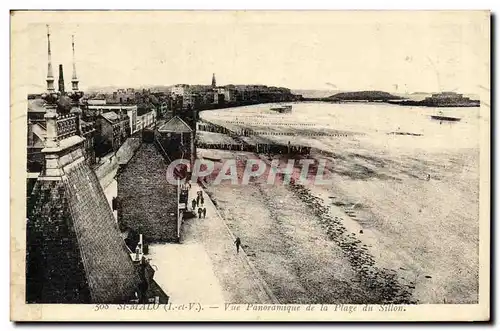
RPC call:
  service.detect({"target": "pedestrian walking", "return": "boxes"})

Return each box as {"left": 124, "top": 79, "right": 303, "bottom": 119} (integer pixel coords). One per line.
{"left": 200, "top": 196, "right": 205, "bottom": 206}
{"left": 234, "top": 237, "right": 241, "bottom": 254}
{"left": 198, "top": 207, "right": 202, "bottom": 219}
{"left": 202, "top": 207, "right": 207, "bottom": 218}
{"left": 191, "top": 199, "right": 197, "bottom": 211}
{"left": 196, "top": 194, "right": 200, "bottom": 207}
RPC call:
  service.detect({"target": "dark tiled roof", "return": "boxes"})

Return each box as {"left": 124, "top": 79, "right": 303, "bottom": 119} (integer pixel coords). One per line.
{"left": 27, "top": 158, "right": 143, "bottom": 303}
{"left": 65, "top": 160, "right": 142, "bottom": 302}
{"left": 117, "top": 143, "right": 179, "bottom": 243}
{"left": 27, "top": 179, "right": 91, "bottom": 303}
{"left": 158, "top": 116, "right": 192, "bottom": 133}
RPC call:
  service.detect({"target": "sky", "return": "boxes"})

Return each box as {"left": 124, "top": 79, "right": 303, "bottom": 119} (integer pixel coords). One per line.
{"left": 12, "top": 11, "right": 490, "bottom": 94}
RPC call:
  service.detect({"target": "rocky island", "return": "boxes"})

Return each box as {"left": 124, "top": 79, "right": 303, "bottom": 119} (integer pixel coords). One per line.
{"left": 389, "top": 92, "right": 480, "bottom": 107}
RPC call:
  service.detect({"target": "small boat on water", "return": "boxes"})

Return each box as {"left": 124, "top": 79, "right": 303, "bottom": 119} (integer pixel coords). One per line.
{"left": 430, "top": 111, "right": 461, "bottom": 122}
{"left": 270, "top": 105, "right": 293, "bottom": 113}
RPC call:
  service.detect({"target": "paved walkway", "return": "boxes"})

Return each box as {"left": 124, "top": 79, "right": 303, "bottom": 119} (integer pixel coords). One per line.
{"left": 145, "top": 182, "right": 277, "bottom": 304}
{"left": 147, "top": 243, "right": 226, "bottom": 304}
{"left": 182, "top": 183, "right": 278, "bottom": 304}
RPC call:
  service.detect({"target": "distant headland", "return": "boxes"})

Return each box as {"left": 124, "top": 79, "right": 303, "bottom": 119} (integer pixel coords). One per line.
{"left": 296, "top": 90, "right": 480, "bottom": 108}
{"left": 327, "top": 91, "right": 403, "bottom": 102}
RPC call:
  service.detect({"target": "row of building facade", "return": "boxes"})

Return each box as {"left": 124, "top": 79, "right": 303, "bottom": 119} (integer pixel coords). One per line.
{"left": 28, "top": 94, "right": 157, "bottom": 172}
{"left": 170, "top": 74, "right": 301, "bottom": 111}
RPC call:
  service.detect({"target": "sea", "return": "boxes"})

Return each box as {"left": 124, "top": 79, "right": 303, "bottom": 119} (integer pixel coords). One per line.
{"left": 202, "top": 102, "right": 483, "bottom": 152}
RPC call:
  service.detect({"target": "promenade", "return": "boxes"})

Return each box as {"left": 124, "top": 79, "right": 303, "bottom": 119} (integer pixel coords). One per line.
{"left": 146, "top": 182, "right": 277, "bottom": 304}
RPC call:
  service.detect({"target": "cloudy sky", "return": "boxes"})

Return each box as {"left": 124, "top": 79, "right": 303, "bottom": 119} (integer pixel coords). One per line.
{"left": 12, "top": 11, "right": 489, "bottom": 94}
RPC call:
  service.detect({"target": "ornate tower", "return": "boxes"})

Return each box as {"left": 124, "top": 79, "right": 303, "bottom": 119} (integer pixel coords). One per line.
{"left": 211, "top": 73, "right": 216, "bottom": 88}
{"left": 41, "top": 25, "right": 61, "bottom": 156}
{"left": 27, "top": 27, "right": 145, "bottom": 304}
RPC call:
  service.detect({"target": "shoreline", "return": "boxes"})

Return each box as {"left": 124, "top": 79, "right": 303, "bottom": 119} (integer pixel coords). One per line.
{"left": 195, "top": 102, "right": 479, "bottom": 304}
{"left": 197, "top": 140, "right": 478, "bottom": 304}
{"left": 202, "top": 150, "right": 416, "bottom": 304}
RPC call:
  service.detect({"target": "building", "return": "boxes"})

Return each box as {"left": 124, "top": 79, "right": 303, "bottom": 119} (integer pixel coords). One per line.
{"left": 136, "top": 109, "right": 157, "bottom": 132}
{"left": 28, "top": 98, "right": 48, "bottom": 123}
{"left": 159, "top": 101, "right": 171, "bottom": 121}
{"left": 87, "top": 98, "right": 107, "bottom": 105}
{"left": 116, "top": 133, "right": 179, "bottom": 243}
{"left": 80, "top": 120, "right": 96, "bottom": 165}
{"left": 88, "top": 104, "right": 138, "bottom": 135}
{"left": 427, "top": 92, "right": 474, "bottom": 102}
{"left": 157, "top": 116, "right": 195, "bottom": 167}
{"left": 95, "top": 111, "right": 130, "bottom": 155}
{"left": 222, "top": 85, "right": 237, "bottom": 103}
{"left": 26, "top": 26, "right": 167, "bottom": 304}
{"left": 107, "top": 90, "right": 136, "bottom": 105}
{"left": 170, "top": 84, "right": 190, "bottom": 96}
{"left": 27, "top": 98, "right": 50, "bottom": 172}
{"left": 27, "top": 120, "right": 46, "bottom": 173}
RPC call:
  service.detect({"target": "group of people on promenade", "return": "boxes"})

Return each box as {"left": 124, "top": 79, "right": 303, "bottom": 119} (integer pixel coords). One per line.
{"left": 188, "top": 186, "right": 243, "bottom": 254}
{"left": 192, "top": 190, "right": 207, "bottom": 219}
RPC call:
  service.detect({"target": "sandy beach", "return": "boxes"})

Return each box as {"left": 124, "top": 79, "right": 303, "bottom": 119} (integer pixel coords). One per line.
{"left": 198, "top": 102, "right": 480, "bottom": 304}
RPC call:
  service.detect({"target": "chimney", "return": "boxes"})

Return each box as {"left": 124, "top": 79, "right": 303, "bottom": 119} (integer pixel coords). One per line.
{"left": 211, "top": 73, "right": 216, "bottom": 88}
{"left": 58, "top": 64, "right": 65, "bottom": 95}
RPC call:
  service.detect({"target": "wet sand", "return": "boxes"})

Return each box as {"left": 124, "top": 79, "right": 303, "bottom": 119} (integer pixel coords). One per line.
{"left": 199, "top": 102, "right": 479, "bottom": 304}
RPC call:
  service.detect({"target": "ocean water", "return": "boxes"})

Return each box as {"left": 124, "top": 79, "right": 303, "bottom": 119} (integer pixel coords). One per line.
{"left": 200, "top": 102, "right": 482, "bottom": 304}
{"left": 203, "top": 102, "right": 482, "bottom": 151}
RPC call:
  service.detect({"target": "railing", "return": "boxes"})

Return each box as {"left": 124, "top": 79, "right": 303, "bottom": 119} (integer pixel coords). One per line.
{"left": 56, "top": 113, "right": 77, "bottom": 140}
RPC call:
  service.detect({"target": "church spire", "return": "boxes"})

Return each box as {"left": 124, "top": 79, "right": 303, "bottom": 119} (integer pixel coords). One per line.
{"left": 211, "top": 73, "right": 216, "bottom": 88}
{"left": 46, "top": 25, "right": 55, "bottom": 92}
{"left": 71, "top": 35, "right": 79, "bottom": 91}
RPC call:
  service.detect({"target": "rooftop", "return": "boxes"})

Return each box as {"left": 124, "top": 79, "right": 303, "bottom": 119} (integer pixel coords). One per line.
{"left": 158, "top": 116, "right": 193, "bottom": 133}
{"left": 28, "top": 99, "right": 47, "bottom": 113}
{"left": 100, "top": 111, "right": 121, "bottom": 123}
{"left": 27, "top": 158, "right": 143, "bottom": 303}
